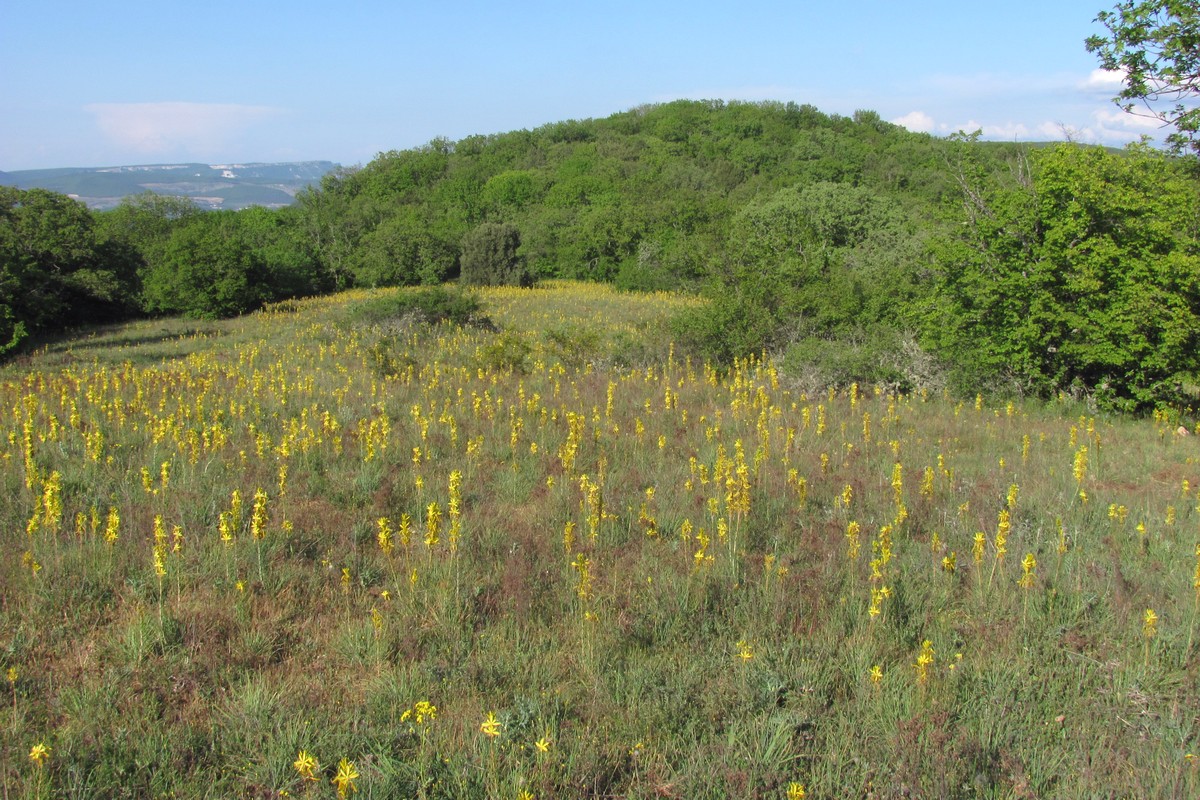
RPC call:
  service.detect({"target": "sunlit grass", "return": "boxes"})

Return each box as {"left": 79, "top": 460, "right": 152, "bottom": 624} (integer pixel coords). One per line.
{"left": 1, "top": 282, "right": 1198, "bottom": 797}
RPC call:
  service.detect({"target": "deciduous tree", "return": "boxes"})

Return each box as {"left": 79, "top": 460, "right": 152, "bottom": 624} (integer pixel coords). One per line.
{"left": 1087, "top": 1, "right": 1200, "bottom": 155}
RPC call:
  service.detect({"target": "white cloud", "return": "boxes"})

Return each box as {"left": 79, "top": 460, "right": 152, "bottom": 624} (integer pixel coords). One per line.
{"left": 85, "top": 102, "right": 283, "bottom": 157}
{"left": 1036, "top": 121, "right": 1069, "bottom": 139}
{"left": 1093, "top": 106, "right": 1163, "bottom": 131}
{"left": 1081, "top": 68, "right": 1126, "bottom": 93}
{"left": 937, "top": 119, "right": 983, "bottom": 135}
{"left": 891, "top": 110, "right": 935, "bottom": 133}
{"left": 980, "top": 121, "right": 1032, "bottom": 140}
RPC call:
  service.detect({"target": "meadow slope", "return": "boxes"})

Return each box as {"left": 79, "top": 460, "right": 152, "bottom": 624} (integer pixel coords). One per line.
{"left": 2, "top": 282, "right": 1198, "bottom": 798}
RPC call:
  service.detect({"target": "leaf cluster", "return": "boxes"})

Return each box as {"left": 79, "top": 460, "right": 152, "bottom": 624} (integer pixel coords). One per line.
{"left": 1087, "top": 0, "right": 1200, "bottom": 155}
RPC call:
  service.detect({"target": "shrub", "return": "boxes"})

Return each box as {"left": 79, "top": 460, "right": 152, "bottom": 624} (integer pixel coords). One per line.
{"left": 346, "top": 286, "right": 485, "bottom": 329}
{"left": 460, "top": 223, "right": 535, "bottom": 287}
{"left": 478, "top": 331, "right": 531, "bottom": 373}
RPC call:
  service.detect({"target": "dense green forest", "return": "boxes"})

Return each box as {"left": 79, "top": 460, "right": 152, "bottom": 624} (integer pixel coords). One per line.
{"left": 4, "top": 100, "right": 1200, "bottom": 411}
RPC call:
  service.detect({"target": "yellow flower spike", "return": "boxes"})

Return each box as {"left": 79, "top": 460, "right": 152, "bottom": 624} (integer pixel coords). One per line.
{"left": 535, "top": 736, "right": 551, "bottom": 753}
{"left": 869, "top": 665, "right": 883, "bottom": 685}
{"left": 1019, "top": 553, "right": 1037, "bottom": 589}
{"left": 1144, "top": 608, "right": 1159, "bottom": 640}
{"left": 29, "top": 741, "right": 50, "bottom": 767}
{"left": 293, "top": 750, "right": 319, "bottom": 781}
{"left": 424, "top": 502, "right": 441, "bottom": 547}
{"left": 377, "top": 517, "right": 394, "bottom": 555}
{"left": 480, "top": 711, "right": 502, "bottom": 738}
{"left": 914, "top": 639, "right": 935, "bottom": 685}
{"left": 786, "top": 782, "right": 806, "bottom": 799}
{"left": 104, "top": 507, "right": 120, "bottom": 544}
{"left": 250, "top": 488, "right": 269, "bottom": 540}
{"left": 735, "top": 640, "right": 754, "bottom": 661}
{"left": 412, "top": 700, "right": 437, "bottom": 724}
{"left": 845, "top": 521, "right": 861, "bottom": 561}
{"left": 332, "top": 758, "right": 359, "bottom": 798}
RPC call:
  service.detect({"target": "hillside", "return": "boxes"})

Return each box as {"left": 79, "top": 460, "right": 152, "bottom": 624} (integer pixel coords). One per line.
{"left": 0, "top": 161, "right": 337, "bottom": 210}
{"left": 4, "top": 100, "right": 1200, "bottom": 413}
{"left": 1, "top": 282, "right": 1197, "bottom": 797}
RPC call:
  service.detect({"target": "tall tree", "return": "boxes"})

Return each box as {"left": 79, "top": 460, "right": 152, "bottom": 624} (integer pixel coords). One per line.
{"left": 1087, "top": 1, "right": 1200, "bottom": 155}
{"left": 460, "top": 222, "right": 533, "bottom": 287}
{"left": 141, "top": 214, "right": 269, "bottom": 319}
{"left": 930, "top": 140, "right": 1200, "bottom": 410}
{"left": 0, "top": 187, "right": 138, "bottom": 353}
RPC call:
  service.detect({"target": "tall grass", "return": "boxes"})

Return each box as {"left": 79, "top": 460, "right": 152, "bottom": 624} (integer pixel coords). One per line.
{"left": 1, "top": 281, "right": 1197, "bottom": 798}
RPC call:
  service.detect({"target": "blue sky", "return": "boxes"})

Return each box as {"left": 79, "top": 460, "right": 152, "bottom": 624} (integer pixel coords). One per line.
{"left": 0, "top": 0, "right": 1159, "bottom": 170}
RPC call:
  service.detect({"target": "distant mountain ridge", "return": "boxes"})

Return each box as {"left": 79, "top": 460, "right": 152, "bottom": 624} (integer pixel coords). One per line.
{"left": 0, "top": 160, "right": 338, "bottom": 210}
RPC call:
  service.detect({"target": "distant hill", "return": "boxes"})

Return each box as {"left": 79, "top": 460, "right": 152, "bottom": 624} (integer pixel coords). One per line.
{"left": 0, "top": 161, "right": 338, "bottom": 210}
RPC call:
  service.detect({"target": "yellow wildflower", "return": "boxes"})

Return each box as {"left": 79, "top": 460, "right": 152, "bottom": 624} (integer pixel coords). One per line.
{"left": 1144, "top": 608, "right": 1159, "bottom": 640}
{"left": 332, "top": 758, "right": 359, "bottom": 798}
{"left": 294, "top": 750, "right": 319, "bottom": 781}
{"left": 480, "top": 711, "right": 502, "bottom": 738}
{"left": 29, "top": 741, "right": 50, "bottom": 767}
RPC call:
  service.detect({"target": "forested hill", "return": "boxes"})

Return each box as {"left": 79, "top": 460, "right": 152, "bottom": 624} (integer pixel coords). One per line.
{"left": 302, "top": 100, "right": 972, "bottom": 289}
{"left": 4, "top": 99, "right": 1200, "bottom": 413}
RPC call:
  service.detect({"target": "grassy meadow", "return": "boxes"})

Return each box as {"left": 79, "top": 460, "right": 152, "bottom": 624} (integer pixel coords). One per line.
{"left": 2, "top": 281, "right": 1199, "bottom": 798}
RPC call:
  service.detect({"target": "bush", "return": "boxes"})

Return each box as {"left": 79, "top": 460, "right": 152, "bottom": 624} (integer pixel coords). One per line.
{"left": 780, "top": 327, "right": 942, "bottom": 393}
{"left": 478, "top": 331, "right": 531, "bottom": 373}
{"left": 346, "top": 286, "right": 486, "bottom": 329}
{"left": 929, "top": 141, "right": 1200, "bottom": 412}
{"left": 460, "top": 223, "right": 535, "bottom": 287}
{"left": 543, "top": 323, "right": 602, "bottom": 369}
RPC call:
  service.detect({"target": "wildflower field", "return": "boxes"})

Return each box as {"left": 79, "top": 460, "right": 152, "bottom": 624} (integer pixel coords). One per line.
{"left": 2, "top": 281, "right": 1199, "bottom": 798}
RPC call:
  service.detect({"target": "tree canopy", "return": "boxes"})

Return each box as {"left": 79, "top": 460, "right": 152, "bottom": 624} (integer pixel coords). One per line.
{"left": 1087, "top": 0, "right": 1200, "bottom": 155}
{"left": 929, "top": 140, "right": 1200, "bottom": 410}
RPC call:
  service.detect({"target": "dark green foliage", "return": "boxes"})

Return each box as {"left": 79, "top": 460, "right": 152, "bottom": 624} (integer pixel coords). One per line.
{"left": 672, "top": 180, "right": 930, "bottom": 376}
{"left": 141, "top": 213, "right": 269, "bottom": 319}
{"left": 460, "top": 222, "right": 534, "bottom": 287}
{"left": 0, "top": 187, "right": 140, "bottom": 353}
{"left": 346, "top": 286, "right": 484, "bottom": 329}
{"left": 353, "top": 205, "right": 464, "bottom": 287}
{"left": 132, "top": 205, "right": 327, "bottom": 320}
{"left": 928, "top": 139, "right": 1200, "bottom": 411}
{"left": 235, "top": 206, "right": 327, "bottom": 298}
